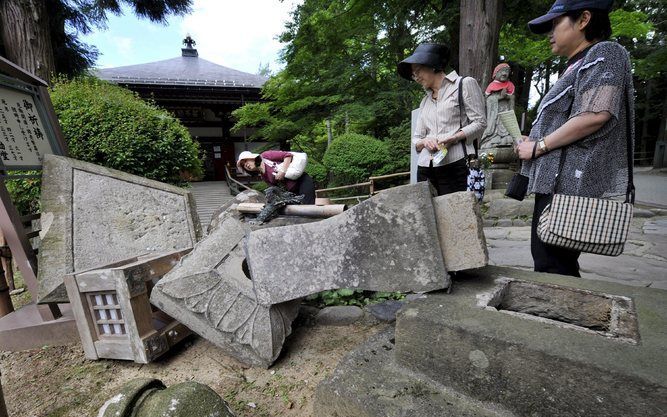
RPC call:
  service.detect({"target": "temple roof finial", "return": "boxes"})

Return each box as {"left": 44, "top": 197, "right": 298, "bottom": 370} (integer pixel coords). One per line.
{"left": 182, "top": 35, "right": 198, "bottom": 57}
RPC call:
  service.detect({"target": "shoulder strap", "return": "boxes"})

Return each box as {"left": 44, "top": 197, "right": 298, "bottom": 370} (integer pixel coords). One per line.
{"left": 458, "top": 76, "right": 478, "bottom": 159}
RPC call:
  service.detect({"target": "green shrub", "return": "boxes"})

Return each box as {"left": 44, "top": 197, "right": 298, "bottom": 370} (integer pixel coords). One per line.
{"left": 322, "top": 133, "right": 392, "bottom": 186}
{"left": 383, "top": 120, "right": 411, "bottom": 173}
{"left": 50, "top": 76, "right": 203, "bottom": 184}
{"left": 5, "top": 172, "right": 41, "bottom": 215}
{"left": 304, "top": 158, "right": 328, "bottom": 185}
{"left": 304, "top": 289, "right": 405, "bottom": 308}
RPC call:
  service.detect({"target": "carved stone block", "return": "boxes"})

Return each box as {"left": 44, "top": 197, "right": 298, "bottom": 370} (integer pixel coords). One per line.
{"left": 246, "top": 182, "right": 449, "bottom": 306}
{"left": 150, "top": 216, "right": 299, "bottom": 368}
{"left": 38, "top": 155, "right": 201, "bottom": 303}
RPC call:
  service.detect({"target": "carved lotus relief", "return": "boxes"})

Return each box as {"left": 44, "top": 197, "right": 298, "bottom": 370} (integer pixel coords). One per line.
{"left": 151, "top": 215, "right": 299, "bottom": 366}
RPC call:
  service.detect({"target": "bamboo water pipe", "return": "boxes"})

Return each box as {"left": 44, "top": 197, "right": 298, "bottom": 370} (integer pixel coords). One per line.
{"left": 236, "top": 203, "right": 346, "bottom": 218}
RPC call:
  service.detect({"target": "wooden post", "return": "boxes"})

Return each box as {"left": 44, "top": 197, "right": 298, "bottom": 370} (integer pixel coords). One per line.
{"left": 0, "top": 232, "right": 15, "bottom": 291}
{"left": 0, "top": 180, "right": 60, "bottom": 320}
{"left": 0, "top": 263, "right": 14, "bottom": 318}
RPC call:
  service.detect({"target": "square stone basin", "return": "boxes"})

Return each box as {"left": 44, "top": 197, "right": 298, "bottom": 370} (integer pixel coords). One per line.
{"left": 478, "top": 278, "right": 640, "bottom": 344}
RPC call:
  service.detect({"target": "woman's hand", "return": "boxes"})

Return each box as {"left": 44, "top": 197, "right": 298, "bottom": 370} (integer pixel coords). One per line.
{"left": 419, "top": 137, "right": 439, "bottom": 152}
{"left": 516, "top": 136, "right": 537, "bottom": 160}
{"left": 274, "top": 170, "right": 286, "bottom": 181}
{"left": 437, "top": 131, "right": 465, "bottom": 148}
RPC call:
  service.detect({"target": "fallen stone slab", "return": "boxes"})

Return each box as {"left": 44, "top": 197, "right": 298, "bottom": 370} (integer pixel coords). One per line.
{"left": 395, "top": 266, "right": 667, "bottom": 417}
{"left": 38, "top": 155, "right": 201, "bottom": 303}
{"left": 246, "top": 182, "right": 449, "bottom": 306}
{"left": 433, "top": 191, "right": 488, "bottom": 271}
{"left": 314, "top": 327, "right": 516, "bottom": 417}
{"left": 150, "top": 215, "right": 299, "bottom": 368}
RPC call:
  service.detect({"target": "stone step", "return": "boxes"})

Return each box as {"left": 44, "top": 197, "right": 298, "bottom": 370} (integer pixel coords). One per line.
{"left": 314, "top": 327, "right": 515, "bottom": 417}
{"left": 188, "top": 181, "right": 234, "bottom": 229}
{"left": 393, "top": 266, "right": 667, "bottom": 417}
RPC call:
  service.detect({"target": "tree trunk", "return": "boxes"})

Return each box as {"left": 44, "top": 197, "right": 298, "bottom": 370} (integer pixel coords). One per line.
{"left": 0, "top": 0, "right": 54, "bottom": 83}
{"left": 459, "top": 0, "right": 502, "bottom": 85}
{"left": 658, "top": 93, "right": 667, "bottom": 142}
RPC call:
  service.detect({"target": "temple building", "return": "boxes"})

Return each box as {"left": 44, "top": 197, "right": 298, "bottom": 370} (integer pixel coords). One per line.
{"left": 97, "top": 37, "right": 267, "bottom": 180}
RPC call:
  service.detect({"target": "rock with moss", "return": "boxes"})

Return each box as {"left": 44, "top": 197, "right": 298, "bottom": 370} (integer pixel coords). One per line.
{"left": 98, "top": 378, "right": 235, "bottom": 417}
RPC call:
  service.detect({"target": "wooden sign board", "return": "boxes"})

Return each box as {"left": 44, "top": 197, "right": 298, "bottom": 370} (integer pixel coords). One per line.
{"left": 0, "top": 56, "right": 67, "bottom": 321}
{"left": 0, "top": 56, "right": 67, "bottom": 171}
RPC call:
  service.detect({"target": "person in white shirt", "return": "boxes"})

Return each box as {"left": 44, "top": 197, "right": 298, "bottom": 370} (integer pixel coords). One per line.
{"left": 398, "top": 43, "right": 487, "bottom": 195}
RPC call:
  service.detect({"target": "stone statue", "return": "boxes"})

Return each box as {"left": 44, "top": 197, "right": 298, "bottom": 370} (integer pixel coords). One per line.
{"left": 480, "top": 63, "right": 516, "bottom": 150}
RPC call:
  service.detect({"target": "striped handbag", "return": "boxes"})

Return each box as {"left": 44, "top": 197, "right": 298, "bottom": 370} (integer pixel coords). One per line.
{"left": 537, "top": 194, "right": 633, "bottom": 256}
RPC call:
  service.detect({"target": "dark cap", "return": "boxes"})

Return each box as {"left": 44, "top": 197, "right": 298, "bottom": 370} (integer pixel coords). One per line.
{"left": 397, "top": 43, "right": 450, "bottom": 80}
{"left": 528, "top": 0, "right": 613, "bottom": 34}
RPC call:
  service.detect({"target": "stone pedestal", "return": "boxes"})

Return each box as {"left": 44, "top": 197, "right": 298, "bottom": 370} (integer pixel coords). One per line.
{"left": 315, "top": 266, "right": 667, "bottom": 417}
{"left": 480, "top": 146, "right": 519, "bottom": 190}
{"left": 487, "top": 168, "right": 515, "bottom": 190}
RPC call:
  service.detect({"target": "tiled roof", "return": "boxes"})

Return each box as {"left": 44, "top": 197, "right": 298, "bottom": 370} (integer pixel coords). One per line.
{"left": 96, "top": 55, "right": 267, "bottom": 88}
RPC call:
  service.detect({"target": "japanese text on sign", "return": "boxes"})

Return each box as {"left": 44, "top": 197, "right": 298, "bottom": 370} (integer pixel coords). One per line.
{"left": 0, "top": 85, "right": 53, "bottom": 168}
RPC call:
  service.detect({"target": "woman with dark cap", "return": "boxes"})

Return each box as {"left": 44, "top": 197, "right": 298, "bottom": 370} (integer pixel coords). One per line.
{"left": 515, "top": 0, "right": 634, "bottom": 277}
{"left": 398, "top": 43, "right": 486, "bottom": 196}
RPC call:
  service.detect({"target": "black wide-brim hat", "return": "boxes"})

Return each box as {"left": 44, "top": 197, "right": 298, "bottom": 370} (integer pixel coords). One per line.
{"left": 397, "top": 43, "right": 450, "bottom": 80}
{"left": 528, "top": 0, "right": 613, "bottom": 34}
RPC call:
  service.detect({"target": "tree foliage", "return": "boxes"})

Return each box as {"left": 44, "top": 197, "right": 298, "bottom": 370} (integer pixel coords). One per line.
{"left": 50, "top": 76, "right": 203, "bottom": 183}
{"left": 0, "top": 0, "right": 192, "bottom": 78}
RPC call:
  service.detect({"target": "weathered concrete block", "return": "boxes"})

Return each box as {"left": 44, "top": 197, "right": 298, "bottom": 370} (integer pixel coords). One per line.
{"left": 433, "top": 191, "right": 488, "bottom": 271}
{"left": 395, "top": 266, "right": 667, "bottom": 417}
{"left": 246, "top": 182, "right": 449, "bottom": 306}
{"left": 314, "top": 328, "right": 514, "bottom": 417}
{"left": 38, "top": 155, "right": 201, "bottom": 303}
{"left": 150, "top": 216, "right": 299, "bottom": 368}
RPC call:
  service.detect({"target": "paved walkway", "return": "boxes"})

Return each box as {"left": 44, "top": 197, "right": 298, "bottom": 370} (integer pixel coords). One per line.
{"left": 484, "top": 217, "right": 667, "bottom": 290}
{"left": 189, "top": 181, "right": 234, "bottom": 230}
{"left": 635, "top": 167, "right": 667, "bottom": 208}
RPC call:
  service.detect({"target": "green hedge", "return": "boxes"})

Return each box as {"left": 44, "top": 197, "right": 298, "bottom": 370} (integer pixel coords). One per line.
{"left": 50, "top": 76, "right": 203, "bottom": 184}
{"left": 322, "top": 133, "right": 392, "bottom": 186}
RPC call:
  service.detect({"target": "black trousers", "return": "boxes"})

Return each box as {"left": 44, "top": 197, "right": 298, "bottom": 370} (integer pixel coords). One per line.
{"left": 417, "top": 158, "right": 468, "bottom": 196}
{"left": 296, "top": 173, "right": 316, "bottom": 204}
{"left": 531, "top": 193, "right": 581, "bottom": 277}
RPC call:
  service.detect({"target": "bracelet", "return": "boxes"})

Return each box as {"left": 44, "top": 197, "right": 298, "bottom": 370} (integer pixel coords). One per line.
{"left": 531, "top": 141, "right": 538, "bottom": 160}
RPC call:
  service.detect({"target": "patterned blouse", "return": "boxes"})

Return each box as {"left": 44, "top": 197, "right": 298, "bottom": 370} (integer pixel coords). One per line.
{"left": 522, "top": 41, "right": 635, "bottom": 198}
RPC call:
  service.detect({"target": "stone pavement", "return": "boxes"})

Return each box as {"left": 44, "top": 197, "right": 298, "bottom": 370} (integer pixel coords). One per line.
{"left": 188, "top": 181, "right": 234, "bottom": 230}
{"left": 484, "top": 217, "right": 667, "bottom": 290}
{"left": 635, "top": 167, "right": 667, "bottom": 208}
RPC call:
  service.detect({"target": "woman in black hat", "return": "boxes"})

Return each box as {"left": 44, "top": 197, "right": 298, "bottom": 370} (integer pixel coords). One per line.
{"left": 515, "top": 0, "right": 634, "bottom": 276}
{"left": 398, "top": 43, "right": 487, "bottom": 196}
